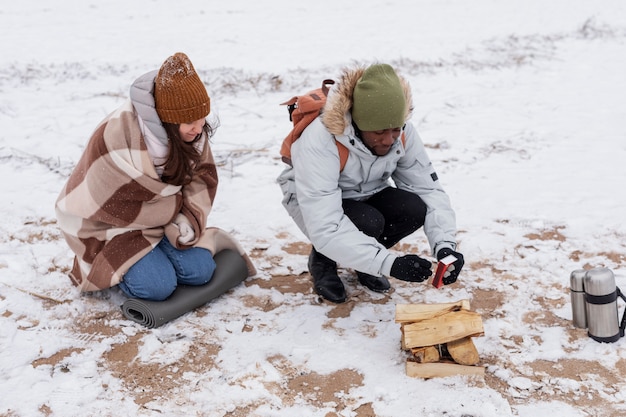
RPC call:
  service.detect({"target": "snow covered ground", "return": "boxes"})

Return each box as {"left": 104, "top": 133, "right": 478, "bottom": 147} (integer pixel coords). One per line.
{"left": 1, "top": 1, "right": 626, "bottom": 416}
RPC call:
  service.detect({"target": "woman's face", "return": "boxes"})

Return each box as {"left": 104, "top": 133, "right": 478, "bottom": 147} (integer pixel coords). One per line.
{"left": 178, "top": 119, "right": 205, "bottom": 142}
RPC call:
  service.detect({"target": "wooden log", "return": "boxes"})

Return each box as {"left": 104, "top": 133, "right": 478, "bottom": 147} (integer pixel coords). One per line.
{"left": 446, "top": 337, "right": 480, "bottom": 365}
{"left": 395, "top": 300, "right": 471, "bottom": 323}
{"left": 400, "top": 324, "right": 407, "bottom": 350}
{"left": 406, "top": 361, "right": 485, "bottom": 379}
{"left": 402, "top": 310, "right": 484, "bottom": 348}
{"left": 410, "top": 346, "right": 440, "bottom": 363}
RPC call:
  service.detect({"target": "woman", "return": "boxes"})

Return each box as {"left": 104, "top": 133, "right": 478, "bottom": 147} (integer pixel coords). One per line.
{"left": 56, "top": 52, "right": 255, "bottom": 301}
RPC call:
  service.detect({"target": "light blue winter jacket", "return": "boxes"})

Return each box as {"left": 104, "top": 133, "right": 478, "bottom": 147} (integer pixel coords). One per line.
{"left": 277, "top": 66, "right": 457, "bottom": 278}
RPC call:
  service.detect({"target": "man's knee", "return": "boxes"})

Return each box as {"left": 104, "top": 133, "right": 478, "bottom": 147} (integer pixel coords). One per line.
{"left": 343, "top": 202, "right": 385, "bottom": 238}
{"left": 407, "top": 193, "right": 427, "bottom": 225}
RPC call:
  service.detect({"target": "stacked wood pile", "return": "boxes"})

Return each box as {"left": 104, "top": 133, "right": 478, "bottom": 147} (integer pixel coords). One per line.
{"left": 395, "top": 300, "right": 485, "bottom": 379}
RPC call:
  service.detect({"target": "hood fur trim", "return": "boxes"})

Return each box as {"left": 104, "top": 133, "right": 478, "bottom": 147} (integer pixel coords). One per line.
{"left": 322, "top": 65, "right": 413, "bottom": 136}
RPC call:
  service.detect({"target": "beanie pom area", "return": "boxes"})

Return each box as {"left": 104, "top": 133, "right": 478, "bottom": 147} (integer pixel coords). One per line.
{"left": 154, "top": 52, "right": 211, "bottom": 124}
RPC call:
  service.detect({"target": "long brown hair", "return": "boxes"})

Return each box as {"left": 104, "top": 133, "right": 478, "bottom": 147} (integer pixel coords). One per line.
{"left": 160, "top": 120, "right": 217, "bottom": 186}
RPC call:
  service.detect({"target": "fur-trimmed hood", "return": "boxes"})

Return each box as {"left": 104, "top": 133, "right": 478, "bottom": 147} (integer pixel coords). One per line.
{"left": 321, "top": 65, "right": 414, "bottom": 136}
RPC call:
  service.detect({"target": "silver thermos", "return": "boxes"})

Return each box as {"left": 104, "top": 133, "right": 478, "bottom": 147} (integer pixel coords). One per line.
{"left": 583, "top": 267, "right": 622, "bottom": 343}
{"left": 570, "top": 269, "right": 587, "bottom": 328}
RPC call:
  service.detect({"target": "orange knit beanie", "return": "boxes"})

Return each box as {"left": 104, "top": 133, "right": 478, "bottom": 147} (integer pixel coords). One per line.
{"left": 154, "top": 53, "right": 210, "bottom": 124}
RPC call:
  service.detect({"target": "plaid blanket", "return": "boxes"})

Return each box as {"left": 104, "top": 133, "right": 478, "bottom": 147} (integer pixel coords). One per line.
{"left": 56, "top": 100, "right": 255, "bottom": 291}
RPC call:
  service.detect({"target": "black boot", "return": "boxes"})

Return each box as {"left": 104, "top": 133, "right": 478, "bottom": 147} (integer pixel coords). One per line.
{"left": 357, "top": 271, "right": 390, "bottom": 293}
{"left": 308, "top": 249, "right": 346, "bottom": 303}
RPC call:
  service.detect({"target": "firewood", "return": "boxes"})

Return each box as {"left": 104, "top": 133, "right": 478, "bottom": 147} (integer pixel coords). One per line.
{"left": 402, "top": 310, "right": 484, "bottom": 348}
{"left": 400, "top": 324, "right": 407, "bottom": 350}
{"left": 395, "top": 300, "right": 471, "bottom": 323}
{"left": 410, "top": 346, "right": 440, "bottom": 363}
{"left": 446, "top": 337, "right": 480, "bottom": 365}
{"left": 406, "top": 361, "right": 485, "bottom": 379}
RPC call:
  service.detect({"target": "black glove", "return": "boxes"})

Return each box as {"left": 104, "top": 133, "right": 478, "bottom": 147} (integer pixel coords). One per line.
{"left": 436, "top": 248, "right": 465, "bottom": 285}
{"left": 390, "top": 255, "right": 433, "bottom": 282}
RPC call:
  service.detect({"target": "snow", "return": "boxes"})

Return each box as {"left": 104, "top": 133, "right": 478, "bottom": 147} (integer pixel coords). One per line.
{"left": 1, "top": 1, "right": 626, "bottom": 416}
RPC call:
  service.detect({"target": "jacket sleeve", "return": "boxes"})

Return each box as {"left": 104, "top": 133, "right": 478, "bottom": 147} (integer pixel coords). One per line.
{"left": 291, "top": 120, "right": 396, "bottom": 276}
{"left": 392, "top": 122, "right": 457, "bottom": 255}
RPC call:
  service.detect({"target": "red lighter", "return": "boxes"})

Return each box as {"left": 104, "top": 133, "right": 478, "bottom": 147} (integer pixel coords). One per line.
{"left": 432, "top": 254, "right": 458, "bottom": 289}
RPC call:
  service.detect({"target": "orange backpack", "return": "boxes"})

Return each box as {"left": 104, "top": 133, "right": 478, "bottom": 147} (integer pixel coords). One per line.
{"left": 279, "top": 79, "right": 348, "bottom": 167}
{"left": 280, "top": 79, "right": 405, "bottom": 171}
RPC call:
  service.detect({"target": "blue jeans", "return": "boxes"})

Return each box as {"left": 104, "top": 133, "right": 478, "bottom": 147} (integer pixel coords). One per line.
{"left": 118, "top": 237, "right": 216, "bottom": 301}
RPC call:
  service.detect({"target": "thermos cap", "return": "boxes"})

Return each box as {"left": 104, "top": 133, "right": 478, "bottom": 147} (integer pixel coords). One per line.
{"left": 583, "top": 267, "right": 615, "bottom": 296}
{"left": 570, "top": 269, "right": 586, "bottom": 291}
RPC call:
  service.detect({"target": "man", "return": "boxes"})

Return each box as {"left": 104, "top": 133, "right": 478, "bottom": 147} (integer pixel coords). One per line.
{"left": 277, "top": 63, "right": 464, "bottom": 303}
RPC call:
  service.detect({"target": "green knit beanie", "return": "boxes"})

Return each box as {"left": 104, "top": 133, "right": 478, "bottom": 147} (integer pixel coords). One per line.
{"left": 351, "top": 64, "right": 406, "bottom": 131}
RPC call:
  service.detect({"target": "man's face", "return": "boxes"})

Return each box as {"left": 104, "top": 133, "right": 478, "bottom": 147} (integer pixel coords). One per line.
{"left": 360, "top": 127, "right": 402, "bottom": 156}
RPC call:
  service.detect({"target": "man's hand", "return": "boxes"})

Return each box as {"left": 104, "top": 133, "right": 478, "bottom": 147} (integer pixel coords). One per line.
{"left": 436, "top": 248, "right": 465, "bottom": 285}
{"left": 390, "top": 255, "right": 433, "bottom": 282}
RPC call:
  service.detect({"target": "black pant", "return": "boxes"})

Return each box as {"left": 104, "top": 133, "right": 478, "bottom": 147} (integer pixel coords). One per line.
{"left": 342, "top": 187, "right": 427, "bottom": 249}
